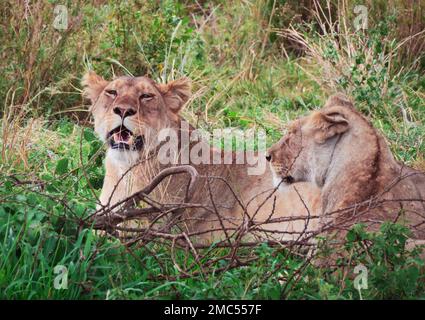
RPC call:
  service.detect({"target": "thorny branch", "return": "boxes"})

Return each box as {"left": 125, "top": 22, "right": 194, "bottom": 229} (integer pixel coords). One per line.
{"left": 5, "top": 165, "right": 425, "bottom": 293}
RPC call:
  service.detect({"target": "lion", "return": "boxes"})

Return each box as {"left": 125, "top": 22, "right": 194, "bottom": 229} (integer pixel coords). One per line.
{"left": 81, "top": 71, "right": 321, "bottom": 244}
{"left": 266, "top": 94, "right": 425, "bottom": 244}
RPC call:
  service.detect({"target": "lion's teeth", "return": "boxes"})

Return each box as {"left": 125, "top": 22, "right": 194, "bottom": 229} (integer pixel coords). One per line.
{"left": 113, "top": 132, "right": 133, "bottom": 144}
{"left": 113, "top": 132, "right": 120, "bottom": 142}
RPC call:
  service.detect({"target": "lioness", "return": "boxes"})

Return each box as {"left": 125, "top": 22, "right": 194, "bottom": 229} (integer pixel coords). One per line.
{"left": 267, "top": 94, "right": 425, "bottom": 242}
{"left": 82, "top": 71, "right": 321, "bottom": 243}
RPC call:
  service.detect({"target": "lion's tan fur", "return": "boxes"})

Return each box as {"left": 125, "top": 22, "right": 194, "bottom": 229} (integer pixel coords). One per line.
{"left": 82, "top": 72, "right": 322, "bottom": 243}
{"left": 268, "top": 94, "right": 425, "bottom": 241}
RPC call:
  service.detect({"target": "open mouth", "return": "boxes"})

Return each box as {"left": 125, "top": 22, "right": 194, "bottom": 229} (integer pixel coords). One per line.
{"left": 107, "top": 126, "right": 144, "bottom": 151}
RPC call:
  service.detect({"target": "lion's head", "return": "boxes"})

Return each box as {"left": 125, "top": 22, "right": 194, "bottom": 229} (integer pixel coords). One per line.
{"left": 266, "top": 95, "right": 353, "bottom": 190}
{"left": 82, "top": 71, "right": 191, "bottom": 159}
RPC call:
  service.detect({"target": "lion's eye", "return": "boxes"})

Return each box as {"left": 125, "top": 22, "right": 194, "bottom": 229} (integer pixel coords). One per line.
{"left": 105, "top": 89, "right": 117, "bottom": 97}
{"left": 140, "top": 93, "right": 154, "bottom": 101}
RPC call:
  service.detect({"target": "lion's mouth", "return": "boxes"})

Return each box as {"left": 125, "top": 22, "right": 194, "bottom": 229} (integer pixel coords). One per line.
{"left": 107, "top": 126, "right": 144, "bottom": 151}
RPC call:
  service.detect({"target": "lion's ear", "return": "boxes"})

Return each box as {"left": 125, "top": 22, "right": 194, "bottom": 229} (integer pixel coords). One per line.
{"left": 312, "top": 107, "right": 349, "bottom": 143}
{"left": 158, "top": 77, "right": 191, "bottom": 113}
{"left": 81, "top": 71, "right": 109, "bottom": 104}
{"left": 324, "top": 93, "right": 354, "bottom": 109}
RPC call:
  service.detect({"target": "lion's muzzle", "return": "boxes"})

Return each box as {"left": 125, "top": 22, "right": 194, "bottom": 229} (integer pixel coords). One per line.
{"left": 107, "top": 125, "right": 144, "bottom": 151}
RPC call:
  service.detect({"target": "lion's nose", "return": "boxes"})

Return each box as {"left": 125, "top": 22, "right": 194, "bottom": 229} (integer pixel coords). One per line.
{"left": 113, "top": 106, "right": 136, "bottom": 118}
{"left": 266, "top": 154, "right": 272, "bottom": 162}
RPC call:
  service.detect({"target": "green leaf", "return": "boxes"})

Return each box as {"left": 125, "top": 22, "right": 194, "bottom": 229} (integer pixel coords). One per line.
{"left": 55, "top": 158, "right": 69, "bottom": 175}
{"left": 83, "top": 230, "right": 93, "bottom": 258}
{"left": 83, "top": 129, "right": 96, "bottom": 142}
{"left": 346, "top": 229, "right": 356, "bottom": 242}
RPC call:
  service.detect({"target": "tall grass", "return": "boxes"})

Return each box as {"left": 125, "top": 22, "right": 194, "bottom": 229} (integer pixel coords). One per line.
{"left": 278, "top": 0, "right": 425, "bottom": 166}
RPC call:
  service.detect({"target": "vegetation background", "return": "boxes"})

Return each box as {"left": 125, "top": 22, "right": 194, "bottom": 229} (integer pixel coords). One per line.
{"left": 0, "top": 0, "right": 424, "bottom": 299}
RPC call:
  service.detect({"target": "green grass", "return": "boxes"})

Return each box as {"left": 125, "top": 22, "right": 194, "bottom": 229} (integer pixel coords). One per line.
{"left": 0, "top": 0, "right": 424, "bottom": 299}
